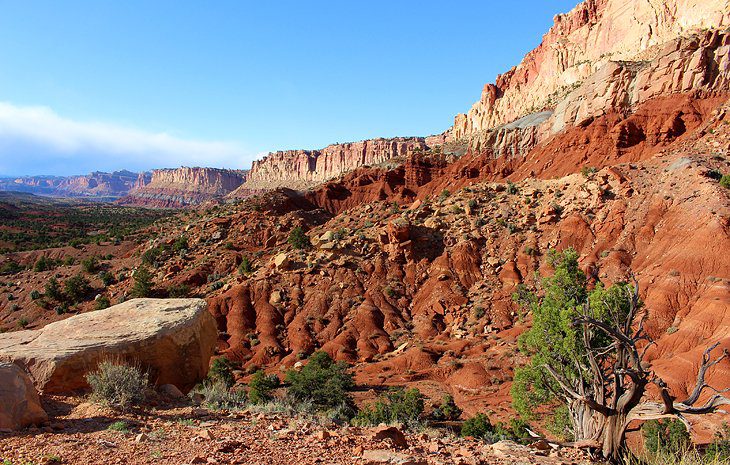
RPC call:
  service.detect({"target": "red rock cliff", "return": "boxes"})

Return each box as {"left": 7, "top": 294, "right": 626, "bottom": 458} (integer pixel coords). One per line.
{"left": 120, "top": 167, "right": 247, "bottom": 208}
{"left": 236, "top": 137, "right": 430, "bottom": 192}
{"left": 451, "top": 0, "right": 730, "bottom": 141}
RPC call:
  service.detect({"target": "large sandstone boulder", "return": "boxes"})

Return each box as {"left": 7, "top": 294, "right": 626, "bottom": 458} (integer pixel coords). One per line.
{"left": 0, "top": 362, "right": 48, "bottom": 430}
{"left": 0, "top": 299, "right": 217, "bottom": 394}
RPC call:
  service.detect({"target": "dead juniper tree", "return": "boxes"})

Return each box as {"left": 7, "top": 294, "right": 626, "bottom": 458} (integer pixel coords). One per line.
{"left": 511, "top": 248, "right": 730, "bottom": 463}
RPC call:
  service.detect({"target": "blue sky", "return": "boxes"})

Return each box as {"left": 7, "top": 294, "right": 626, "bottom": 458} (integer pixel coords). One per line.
{"left": 0, "top": 0, "right": 578, "bottom": 176}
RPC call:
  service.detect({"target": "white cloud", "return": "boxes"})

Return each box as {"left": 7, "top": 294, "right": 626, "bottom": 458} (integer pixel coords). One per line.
{"left": 0, "top": 102, "right": 253, "bottom": 175}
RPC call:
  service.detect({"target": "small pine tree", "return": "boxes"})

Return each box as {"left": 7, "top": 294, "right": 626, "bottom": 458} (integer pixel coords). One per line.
{"left": 461, "top": 413, "right": 497, "bottom": 441}
{"left": 95, "top": 296, "right": 111, "bottom": 310}
{"left": 34, "top": 256, "right": 51, "bottom": 272}
{"left": 431, "top": 394, "right": 462, "bottom": 421}
{"left": 208, "top": 356, "right": 236, "bottom": 388}
{"left": 81, "top": 256, "right": 99, "bottom": 274}
{"left": 288, "top": 226, "right": 311, "bottom": 250}
{"left": 247, "top": 370, "right": 279, "bottom": 404}
{"left": 64, "top": 274, "right": 92, "bottom": 303}
{"left": 285, "top": 351, "right": 354, "bottom": 410}
{"left": 45, "top": 277, "right": 63, "bottom": 301}
{"left": 130, "top": 266, "right": 153, "bottom": 298}
{"left": 239, "top": 256, "right": 252, "bottom": 274}
{"left": 354, "top": 387, "right": 425, "bottom": 428}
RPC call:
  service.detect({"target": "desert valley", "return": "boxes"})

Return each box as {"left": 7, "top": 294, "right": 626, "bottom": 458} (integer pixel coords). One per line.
{"left": 1, "top": 1, "right": 730, "bottom": 464}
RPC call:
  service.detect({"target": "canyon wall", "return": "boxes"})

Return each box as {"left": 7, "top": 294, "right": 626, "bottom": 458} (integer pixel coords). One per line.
{"left": 0, "top": 170, "right": 146, "bottom": 199}
{"left": 233, "top": 137, "right": 430, "bottom": 194}
{"left": 120, "top": 167, "right": 248, "bottom": 208}
{"left": 452, "top": 0, "right": 730, "bottom": 143}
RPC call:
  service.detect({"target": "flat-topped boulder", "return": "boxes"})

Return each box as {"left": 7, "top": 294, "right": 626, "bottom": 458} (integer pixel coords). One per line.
{"left": 0, "top": 298, "right": 217, "bottom": 394}
{"left": 0, "top": 362, "right": 47, "bottom": 430}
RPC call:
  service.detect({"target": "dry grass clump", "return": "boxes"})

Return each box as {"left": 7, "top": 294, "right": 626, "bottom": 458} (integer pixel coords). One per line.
{"left": 86, "top": 359, "right": 148, "bottom": 410}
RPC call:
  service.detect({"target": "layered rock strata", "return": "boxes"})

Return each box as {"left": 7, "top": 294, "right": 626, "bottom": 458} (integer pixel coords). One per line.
{"left": 235, "top": 137, "right": 429, "bottom": 192}
{"left": 451, "top": 0, "right": 730, "bottom": 141}
{"left": 0, "top": 170, "right": 146, "bottom": 199}
{"left": 120, "top": 167, "right": 248, "bottom": 208}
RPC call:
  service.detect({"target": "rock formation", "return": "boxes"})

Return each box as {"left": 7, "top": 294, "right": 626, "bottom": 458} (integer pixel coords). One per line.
{"left": 120, "top": 167, "right": 248, "bottom": 208}
{"left": 451, "top": 0, "right": 730, "bottom": 142}
{"left": 0, "top": 298, "right": 217, "bottom": 393}
{"left": 0, "top": 170, "right": 146, "bottom": 199}
{"left": 232, "top": 137, "right": 430, "bottom": 193}
{"left": 0, "top": 362, "right": 47, "bottom": 430}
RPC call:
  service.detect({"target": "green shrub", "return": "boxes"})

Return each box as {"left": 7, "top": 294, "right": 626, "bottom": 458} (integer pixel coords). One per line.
{"left": 167, "top": 284, "right": 190, "bottom": 298}
{"left": 99, "top": 271, "right": 116, "bottom": 286}
{"left": 506, "top": 181, "right": 519, "bottom": 195}
{"left": 461, "top": 413, "right": 497, "bottom": 441}
{"left": 706, "top": 423, "right": 730, "bottom": 461}
{"left": 494, "top": 418, "right": 533, "bottom": 444}
{"left": 172, "top": 236, "right": 188, "bottom": 253}
{"left": 191, "top": 380, "right": 247, "bottom": 410}
{"left": 45, "top": 277, "right": 63, "bottom": 301}
{"left": 81, "top": 256, "right": 99, "bottom": 274}
{"left": 248, "top": 370, "right": 280, "bottom": 404}
{"left": 208, "top": 356, "right": 236, "bottom": 388}
{"left": 720, "top": 174, "right": 730, "bottom": 189}
{"left": 431, "top": 394, "right": 462, "bottom": 421}
{"left": 107, "top": 421, "right": 130, "bottom": 433}
{"left": 95, "top": 296, "right": 111, "bottom": 310}
{"left": 86, "top": 360, "right": 148, "bottom": 410}
{"left": 285, "top": 351, "right": 354, "bottom": 411}
{"left": 288, "top": 226, "right": 311, "bottom": 250}
{"left": 581, "top": 166, "right": 597, "bottom": 178}
{"left": 239, "top": 256, "right": 252, "bottom": 274}
{"left": 130, "top": 266, "right": 153, "bottom": 298}
{"left": 353, "top": 387, "right": 424, "bottom": 428}
{"left": 439, "top": 189, "right": 450, "bottom": 201}
{"left": 0, "top": 260, "right": 23, "bottom": 275}
{"left": 642, "top": 419, "right": 690, "bottom": 455}
{"left": 64, "top": 274, "right": 92, "bottom": 303}
{"left": 141, "top": 247, "right": 163, "bottom": 266}
{"left": 34, "top": 256, "right": 55, "bottom": 272}
{"left": 30, "top": 290, "right": 41, "bottom": 300}
{"left": 18, "top": 317, "right": 29, "bottom": 328}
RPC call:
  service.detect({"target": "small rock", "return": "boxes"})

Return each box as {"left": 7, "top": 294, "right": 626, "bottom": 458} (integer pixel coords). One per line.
{"left": 159, "top": 384, "right": 185, "bottom": 399}
{"left": 198, "top": 429, "right": 215, "bottom": 440}
{"left": 272, "top": 253, "right": 290, "bottom": 271}
{"left": 371, "top": 425, "right": 408, "bottom": 449}
{"left": 530, "top": 439, "right": 551, "bottom": 451}
{"left": 134, "top": 433, "right": 148, "bottom": 443}
{"left": 362, "top": 449, "right": 425, "bottom": 465}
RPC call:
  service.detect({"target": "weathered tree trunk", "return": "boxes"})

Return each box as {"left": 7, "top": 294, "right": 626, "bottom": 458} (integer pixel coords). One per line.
{"left": 570, "top": 400, "right": 604, "bottom": 442}
{"left": 570, "top": 401, "right": 629, "bottom": 464}
{"left": 600, "top": 414, "right": 629, "bottom": 464}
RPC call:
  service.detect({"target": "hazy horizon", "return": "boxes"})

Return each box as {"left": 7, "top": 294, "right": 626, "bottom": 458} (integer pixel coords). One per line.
{"left": 0, "top": 0, "right": 577, "bottom": 177}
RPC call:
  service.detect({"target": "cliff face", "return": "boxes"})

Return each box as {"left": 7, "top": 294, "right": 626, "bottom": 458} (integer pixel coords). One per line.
{"left": 451, "top": 0, "right": 730, "bottom": 142}
{"left": 0, "top": 171, "right": 144, "bottom": 198}
{"left": 120, "top": 167, "right": 247, "bottom": 208}
{"left": 234, "top": 137, "right": 430, "bottom": 193}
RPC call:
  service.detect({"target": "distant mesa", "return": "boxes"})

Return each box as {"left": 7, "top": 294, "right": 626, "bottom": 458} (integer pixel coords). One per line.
{"left": 118, "top": 166, "right": 249, "bottom": 208}
{"left": 0, "top": 170, "right": 149, "bottom": 200}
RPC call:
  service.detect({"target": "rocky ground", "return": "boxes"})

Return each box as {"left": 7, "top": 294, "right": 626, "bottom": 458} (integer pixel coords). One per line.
{"left": 0, "top": 395, "right": 593, "bottom": 465}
